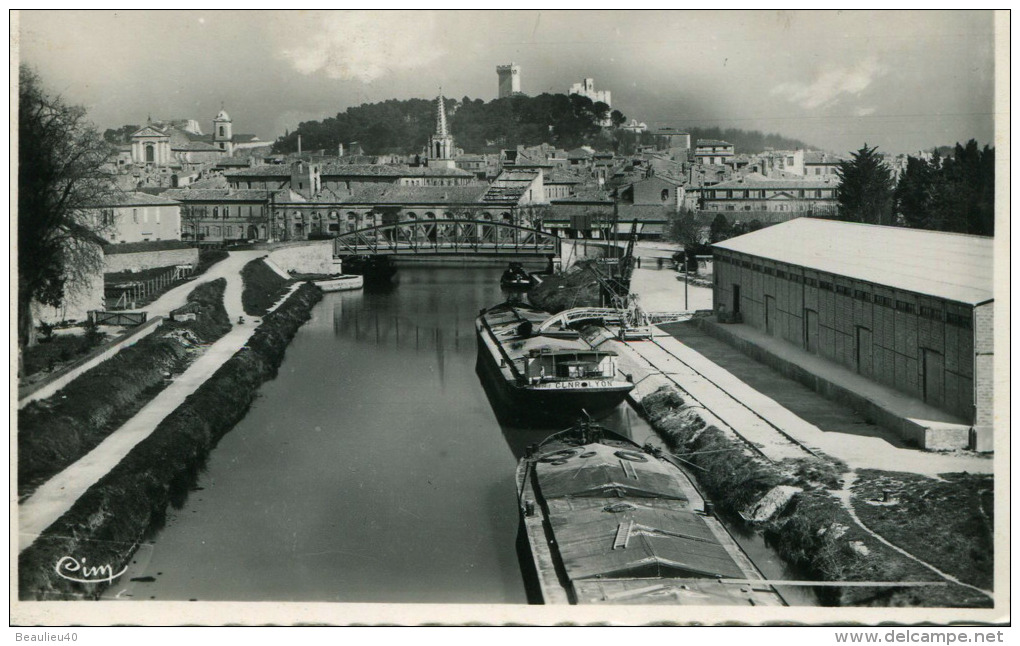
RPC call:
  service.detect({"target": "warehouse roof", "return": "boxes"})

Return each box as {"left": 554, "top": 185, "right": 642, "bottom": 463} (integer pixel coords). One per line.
{"left": 713, "top": 218, "right": 994, "bottom": 305}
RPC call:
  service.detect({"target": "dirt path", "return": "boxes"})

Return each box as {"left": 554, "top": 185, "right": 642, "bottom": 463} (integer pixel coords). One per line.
{"left": 834, "top": 471, "right": 994, "bottom": 601}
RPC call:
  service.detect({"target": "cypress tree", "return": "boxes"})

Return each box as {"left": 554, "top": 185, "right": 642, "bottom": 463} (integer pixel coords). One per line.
{"left": 835, "top": 144, "right": 895, "bottom": 225}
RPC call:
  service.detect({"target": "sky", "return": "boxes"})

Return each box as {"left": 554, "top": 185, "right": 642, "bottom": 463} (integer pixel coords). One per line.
{"left": 17, "top": 10, "right": 998, "bottom": 154}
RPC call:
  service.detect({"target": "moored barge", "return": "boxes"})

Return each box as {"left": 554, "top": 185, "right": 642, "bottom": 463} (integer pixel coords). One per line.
{"left": 476, "top": 302, "right": 634, "bottom": 420}
{"left": 516, "top": 421, "right": 786, "bottom": 605}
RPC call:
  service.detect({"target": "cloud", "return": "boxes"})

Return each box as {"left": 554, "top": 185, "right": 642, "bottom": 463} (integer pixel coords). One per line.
{"left": 855, "top": 106, "right": 876, "bottom": 117}
{"left": 771, "top": 57, "right": 888, "bottom": 109}
{"left": 275, "top": 11, "right": 445, "bottom": 83}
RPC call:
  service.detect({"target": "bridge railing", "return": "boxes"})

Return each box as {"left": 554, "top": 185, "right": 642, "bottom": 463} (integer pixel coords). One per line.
{"left": 334, "top": 219, "right": 561, "bottom": 256}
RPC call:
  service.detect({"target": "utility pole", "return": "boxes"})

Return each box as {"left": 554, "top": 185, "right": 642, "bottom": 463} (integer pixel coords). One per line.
{"left": 682, "top": 252, "right": 689, "bottom": 310}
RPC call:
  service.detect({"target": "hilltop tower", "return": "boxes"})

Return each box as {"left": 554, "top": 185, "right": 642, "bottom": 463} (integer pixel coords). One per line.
{"left": 428, "top": 90, "right": 456, "bottom": 169}
{"left": 497, "top": 63, "right": 521, "bottom": 99}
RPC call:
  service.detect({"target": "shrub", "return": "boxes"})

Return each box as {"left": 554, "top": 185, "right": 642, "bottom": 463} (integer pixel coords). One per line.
{"left": 18, "top": 279, "right": 230, "bottom": 496}
{"left": 241, "top": 258, "right": 289, "bottom": 316}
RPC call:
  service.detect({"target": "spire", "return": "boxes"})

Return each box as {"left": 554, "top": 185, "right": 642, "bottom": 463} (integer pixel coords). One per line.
{"left": 436, "top": 88, "right": 448, "bottom": 137}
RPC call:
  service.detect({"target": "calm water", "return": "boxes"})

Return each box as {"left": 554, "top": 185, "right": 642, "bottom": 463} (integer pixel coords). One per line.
{"left": 104, "top": 265, "right": 814, "bottom": 605}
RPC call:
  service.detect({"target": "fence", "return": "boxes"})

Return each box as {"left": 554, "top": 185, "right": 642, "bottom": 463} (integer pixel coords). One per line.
{"left": 107, "top": 264, "right": 194, "bottom": 310}
{"left": 88, "top": 310, "right": 149, "bottom": 326}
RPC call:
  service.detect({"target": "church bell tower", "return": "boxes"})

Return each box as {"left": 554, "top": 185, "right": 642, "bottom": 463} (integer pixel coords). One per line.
{"left": 213, "top": 105, "right": 234, "bottom": 155}
{"left": 427, "top": 90, "right": 456, "bottom": 169}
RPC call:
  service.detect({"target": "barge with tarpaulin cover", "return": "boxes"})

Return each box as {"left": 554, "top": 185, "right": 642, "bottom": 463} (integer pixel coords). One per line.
{"left": 475, "top": 302, "right": 634, "bottom": 419}
{"left": 516, "top": 421, "right": 786, "bottom": 606}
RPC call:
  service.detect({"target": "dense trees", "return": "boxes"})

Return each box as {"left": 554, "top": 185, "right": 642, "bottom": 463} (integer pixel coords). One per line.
{"left": 835, "top": 144, "right": 895, "bottom": 225}
{"left": 272, "top": 93, "right": 815, "bottom": 157}
{"left": 18, "top": 66, "right": 116, "bottom": 349}
{"left": 103, "top": 124, "right": 140, "bottom": 145}
{"left": 894, "top": 140, "right": 995, "bottom": 236}
{"left": 272, "top": 93, "right": 623, "bottom": 155}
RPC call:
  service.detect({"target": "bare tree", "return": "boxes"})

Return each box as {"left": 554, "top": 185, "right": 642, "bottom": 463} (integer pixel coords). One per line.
{"left": 18, "top": 65, "right": 118, "bottom": 350}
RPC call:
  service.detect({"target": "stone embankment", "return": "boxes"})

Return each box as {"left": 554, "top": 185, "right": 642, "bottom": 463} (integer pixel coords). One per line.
{"left": 18, "top": 284, "right": 322, "bottom": 601}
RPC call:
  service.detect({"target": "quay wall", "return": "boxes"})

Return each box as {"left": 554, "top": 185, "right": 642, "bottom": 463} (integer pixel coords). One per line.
{"left": 266, "top": 240, "right": 334, "bottom": 275}
{"left": 18, "top": 284, "right": 323, "bottom": 601}
{"left": 104, "top": 247, "right": 200, "bottom": 274}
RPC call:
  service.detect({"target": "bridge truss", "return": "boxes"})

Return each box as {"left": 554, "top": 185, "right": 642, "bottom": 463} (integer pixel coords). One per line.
{"left": 333, "top": 219, "right": 561, "bottom": 257}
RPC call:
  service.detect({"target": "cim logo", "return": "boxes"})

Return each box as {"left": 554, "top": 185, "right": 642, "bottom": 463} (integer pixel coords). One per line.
{"left": 54, "top": 556, "right": 127, "bottom": 584}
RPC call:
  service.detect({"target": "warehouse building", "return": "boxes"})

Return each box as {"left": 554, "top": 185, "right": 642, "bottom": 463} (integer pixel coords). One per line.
{"left": 712, "top": 218, "right": 994, "bottom": 448}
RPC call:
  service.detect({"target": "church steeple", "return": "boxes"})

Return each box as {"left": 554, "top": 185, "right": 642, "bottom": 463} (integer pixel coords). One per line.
{"left": 436, "top": 88, "right": 448, "bottom": 137}
{"left": 427, "top": 89, "right": 456, "bottom": 169}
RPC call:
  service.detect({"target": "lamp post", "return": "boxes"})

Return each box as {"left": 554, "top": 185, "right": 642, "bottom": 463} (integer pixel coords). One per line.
{"left": 681, "top": 252, "right": 689, "bottom": 310}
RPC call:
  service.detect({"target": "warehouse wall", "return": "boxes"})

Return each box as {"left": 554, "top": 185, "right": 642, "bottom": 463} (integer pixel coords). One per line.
{"left": 713, "top": 249, "right": 983, "bottom": 424}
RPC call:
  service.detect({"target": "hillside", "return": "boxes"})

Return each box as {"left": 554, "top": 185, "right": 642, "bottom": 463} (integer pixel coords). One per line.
{"left": 272, "top": 93, "right": 626, "bottom": 156}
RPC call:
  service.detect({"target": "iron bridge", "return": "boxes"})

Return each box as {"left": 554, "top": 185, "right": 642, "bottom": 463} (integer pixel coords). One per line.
{"left": 333, "top": 219, "right": 561, "bottom": 257}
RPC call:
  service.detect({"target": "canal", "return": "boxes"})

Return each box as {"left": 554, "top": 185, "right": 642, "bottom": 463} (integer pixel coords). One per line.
{"left": 105, "top": 265, "right": 814, "bottom": 605}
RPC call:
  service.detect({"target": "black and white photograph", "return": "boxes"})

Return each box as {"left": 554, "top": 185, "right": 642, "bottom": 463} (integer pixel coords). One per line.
{"left": 10, "top": 9, "right": 1008, "bottom": 631}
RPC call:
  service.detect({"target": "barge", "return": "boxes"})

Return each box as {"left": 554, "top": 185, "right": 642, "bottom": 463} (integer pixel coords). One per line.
{"left": 500, "top": 262, "right": 535, "bottom": 289}
{"left": 475, "top": 302, "right": 634, "bottom": 420}
{"left": 339, "top": 255, "right": 398, "bottom": 282}
{"left": 311, "top": 274, "right": 364, "bottom": 292}
{"left": 516, "top": 421, "right": 786, "bottom": 606}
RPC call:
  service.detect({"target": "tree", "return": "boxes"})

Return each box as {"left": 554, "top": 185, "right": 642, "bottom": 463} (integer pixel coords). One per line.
{"left": 894, "top": 153, "right": 937, "bottom": 229}
{"left": 835, "top": 144, "right": 895, "bottom": 225}
{"left": 610, "top": 110, "right": 626, "bottom": 128}
{"left": 103, "top": 124, "right": 141, "bottom": 145}
{"left": 665, "top": 208, "right": 701, "bottom": 248}
{"left": 18, "top": 66, "right": 116, "bottom": 349}
{"left": 893, "top": 141, "right": 995, "bottom": 236}
{"left": 709, "top": 213, "right": 733, "bottom": 243}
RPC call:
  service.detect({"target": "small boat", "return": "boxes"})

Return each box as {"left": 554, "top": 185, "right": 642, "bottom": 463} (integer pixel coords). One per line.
{"left": 476, "top": 302, "right": 634, "bottom": 420}
{"left": 500, "top": 262, "right": 535, "bottom": 289}
{"left": 516, "top": 420, "right": 787, "bottom": 606}
{"left": 312, "top": 274, "right": 364, "bottom": 292}
{"left": 340, "top": 255, "right": 398, "bottom": 282}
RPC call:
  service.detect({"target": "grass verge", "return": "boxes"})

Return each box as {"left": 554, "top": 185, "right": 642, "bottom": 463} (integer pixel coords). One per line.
{"left": 17, "top": 279, "right": 231, "bottom": 498}
{"left": 851, "top": 470, "right": 993, "bottom": 591}
{"left": 18, "top": 284, "right": 321, "bottom": 600}
{"left": 638, "top": 385, "right": 992, "bottom": 608}
{"left": 241, "top": 257, "right": 289, "bottom": 316}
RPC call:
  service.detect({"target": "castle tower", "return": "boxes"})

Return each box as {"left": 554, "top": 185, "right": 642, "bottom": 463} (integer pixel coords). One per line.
{"left": 213, "top": 106, "right": 233, "bottom": 155}
{"left": 427, "top": 90, "right": 456, "bottom": 169}
{"left": 496, "top": 63, "right": 521, "bottom": 99}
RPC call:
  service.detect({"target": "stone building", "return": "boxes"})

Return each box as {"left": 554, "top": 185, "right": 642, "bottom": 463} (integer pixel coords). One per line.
{"left": 128, "top": 109, "right": 264, "bottom": 168}
{"left": 224, "top": 161, "right": 474, "bottom": 191}
{"left": 162, "top": 188, "right": 274, "bottom": 244}
{"left": 712, "top": 218, "right": 994, "bottom": 449}
{"left": 496, "top": 63, "right": 521, "bottom": 98}
{"left": 700, "top": 174, "right": 838, "bottom": 215}
{"left": 694, "top": 140, "right": 735, "bottom": 166}
{"left": 93, "top": 192, "right": 182, "bottom": 244}
{"left": 568, "top": 77, "right": 611, "bottom": 106}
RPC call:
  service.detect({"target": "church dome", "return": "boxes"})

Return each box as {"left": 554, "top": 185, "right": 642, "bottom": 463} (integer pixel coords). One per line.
{"left": 215, "top": 109, "right": 231, "bottom": 122}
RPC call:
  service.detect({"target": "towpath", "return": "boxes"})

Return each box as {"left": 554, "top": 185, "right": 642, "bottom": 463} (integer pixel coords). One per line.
{"left": 18, "top": 251, "right": 298, "bottom": 553}
{"left": 618, "top": 329, "right": 992, "bottom": 476}
{"left": 623, "top": 266, "right": 990, "bottom": 476}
